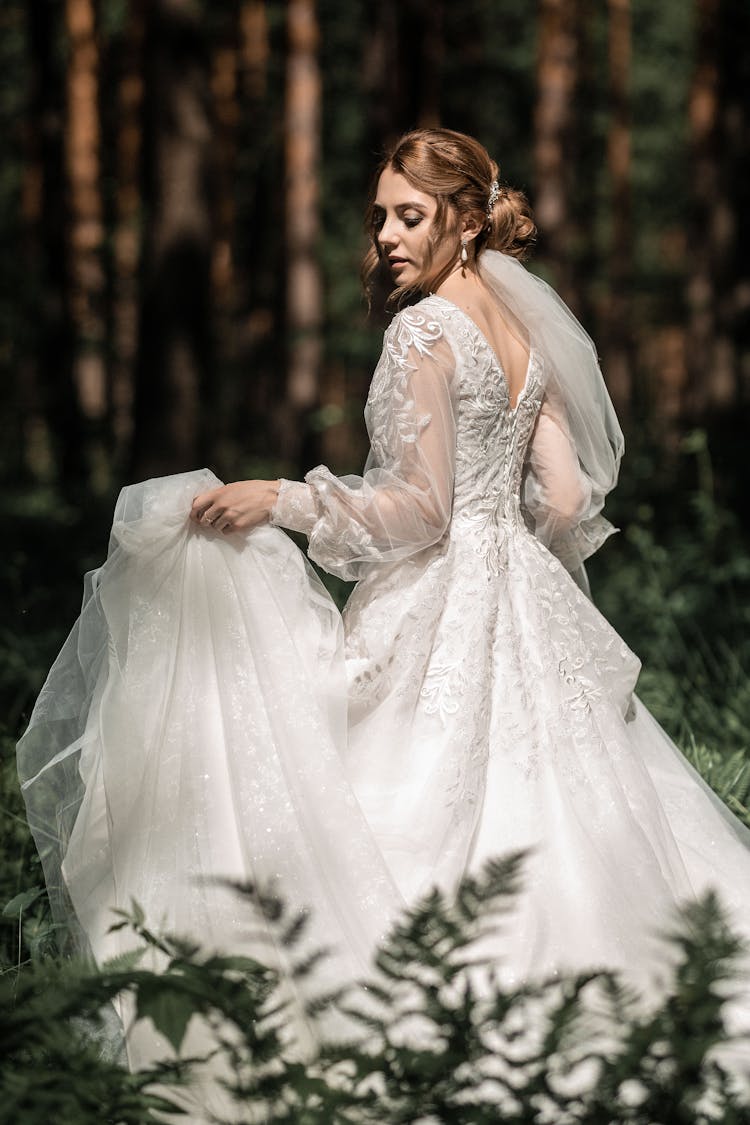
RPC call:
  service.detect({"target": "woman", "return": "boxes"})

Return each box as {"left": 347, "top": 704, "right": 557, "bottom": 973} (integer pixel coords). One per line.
{"left": 19, "top": 129, "right": 750, "bottom": 1052}
{"left": 190, "top": 128, "right": 750, "bottom": 991}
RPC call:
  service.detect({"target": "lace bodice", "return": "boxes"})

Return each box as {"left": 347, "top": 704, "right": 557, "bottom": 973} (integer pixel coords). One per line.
{"left": 421, "top": 296, "right": 545, "bottom": 526}
{"left": 271, "top": 295, "right": 590, "bottom": 580}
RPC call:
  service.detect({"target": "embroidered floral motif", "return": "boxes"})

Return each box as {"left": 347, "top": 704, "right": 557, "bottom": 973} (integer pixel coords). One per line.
{"left": 420, "top": 655, "right": 470, "bottom": 720}
{"left": 558, "top": 656, "right": 603, "bottom": 714}
{"left": 343, "top": 295, "right": 641, "bottom": 862}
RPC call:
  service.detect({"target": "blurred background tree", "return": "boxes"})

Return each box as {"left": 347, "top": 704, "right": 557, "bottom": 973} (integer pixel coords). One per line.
{"left": 2, "top": 0, "right": 746, "bottom": 495}
{"left": 2, "top": 0, "right": 750, "bottom": 955}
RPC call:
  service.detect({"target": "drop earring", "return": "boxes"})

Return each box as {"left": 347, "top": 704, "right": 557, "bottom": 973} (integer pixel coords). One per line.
{"left": 460, "top": 239, "right": 468, "bottom": 264}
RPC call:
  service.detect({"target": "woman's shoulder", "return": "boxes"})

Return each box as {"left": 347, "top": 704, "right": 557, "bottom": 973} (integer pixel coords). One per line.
{"left": 388, "top": 293, "right": 453, "bottom": 327}
{"left": 384, "top": 295, "right": 458, "bottom": 358}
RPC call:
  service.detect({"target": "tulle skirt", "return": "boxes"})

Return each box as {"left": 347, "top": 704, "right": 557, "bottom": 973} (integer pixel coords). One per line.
{"left": 17, "top": 471, "right": 750, "bottom": 1113}
{"left": 17, "top": 471, "right": 403, "bottom": 1080}
{"left": 342, "top": 513, "right": 750, "bottom": 997}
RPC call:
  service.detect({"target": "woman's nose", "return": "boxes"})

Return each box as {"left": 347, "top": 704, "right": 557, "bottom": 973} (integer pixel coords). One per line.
{"left": 377, "top": 216, "right": 397, "bottom": 249}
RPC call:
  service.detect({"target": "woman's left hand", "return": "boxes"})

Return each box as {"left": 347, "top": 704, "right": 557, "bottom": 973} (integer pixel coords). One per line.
{"left": 190, "top": 480, "right": 280, "bottom": 534}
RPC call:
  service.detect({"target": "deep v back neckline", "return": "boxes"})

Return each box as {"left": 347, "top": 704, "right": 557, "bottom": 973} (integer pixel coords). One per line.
{"left": 428, "top": 293, "right": 534, "bottom": 414}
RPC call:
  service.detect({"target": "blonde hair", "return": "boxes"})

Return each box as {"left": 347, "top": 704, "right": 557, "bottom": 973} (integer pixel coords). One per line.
{"left": 362, "top": 128, "right": 536, "bottom": 307}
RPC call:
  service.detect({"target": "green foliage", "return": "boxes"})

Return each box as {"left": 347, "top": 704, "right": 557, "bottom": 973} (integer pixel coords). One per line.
{"left": 2, "top": 860, "right": 749, "bottom": 1124}
{"left": 0, "top": 745, "right": 56, "bottom": 968}
{"left": 589, "top": 430, "right": 750, "bottom": 825}
{"left": 0, "top": 485, "right": 118, "bottom": 966}
{"left": 0, "top": 954, "right": 190, "bottom": 1124}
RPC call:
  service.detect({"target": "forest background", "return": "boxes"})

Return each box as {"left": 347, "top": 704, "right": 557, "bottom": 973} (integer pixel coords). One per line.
{"left": 1, "top": 0, "right": 750, "bottom": 967}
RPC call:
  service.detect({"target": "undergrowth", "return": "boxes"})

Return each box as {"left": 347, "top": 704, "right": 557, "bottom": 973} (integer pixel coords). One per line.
{"left": 1, "top": 856, "right": 749, "bottom": 1124}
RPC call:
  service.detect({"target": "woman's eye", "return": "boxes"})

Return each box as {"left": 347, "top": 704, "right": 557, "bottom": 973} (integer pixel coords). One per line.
{"left": 372, "top": 214, "right": 385, "bottom": 231}
{"left": 404, "top": 215, "right": 422, "bottom": 228}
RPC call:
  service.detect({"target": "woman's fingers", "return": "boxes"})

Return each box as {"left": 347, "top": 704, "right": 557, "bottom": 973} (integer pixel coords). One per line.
{"left": 191, "top": 480, "right": 277, "bottom": 533}
{"left": 191, "top": 487, "right": 221, "bottom": 523}
{"left": 190, "top": 491, "right": 208, "bottom": 520}
{"left": 191, "top": 489, "right": 240, "bottom": 533}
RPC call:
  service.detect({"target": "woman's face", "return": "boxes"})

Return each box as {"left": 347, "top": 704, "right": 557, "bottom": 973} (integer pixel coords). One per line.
{"left": 373, "top": 167, "right": 458, "bottom": 290}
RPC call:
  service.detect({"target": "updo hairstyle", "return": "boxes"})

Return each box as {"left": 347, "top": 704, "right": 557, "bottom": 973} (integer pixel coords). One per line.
{"left": 362, "top": 128, "right": 536, "bottom": 305}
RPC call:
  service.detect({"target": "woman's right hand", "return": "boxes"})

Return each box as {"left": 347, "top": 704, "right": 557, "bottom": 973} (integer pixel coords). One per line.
{"left": 190, "top": 479, "right": 280, "bottom": 534}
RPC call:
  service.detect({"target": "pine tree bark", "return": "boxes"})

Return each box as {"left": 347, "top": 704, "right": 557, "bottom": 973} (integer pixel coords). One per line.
{"left": 722, "top": 0, "right": 750, "bottom": 412}
{"left": 64, "top": 0, "right": 106, "bottom": 423}
{"left": 364, "top": 0, "right": 443, "bottom": 148}
{"left": 239, "top": 0, "right": 269, "bottom": 101}
{"left": 131, "top": 0, "right": 213, "bottom": 478}
{"left": 533, "top": 0, "right": 581, "bottom": 310}
{"left": 203, "top": 6, "right": 241, "bottom": 470}
{"left": 363, "top": 0, "right": 401, "bottom": 153}
{"left": 211, "top": 9, "right": 240, "bottom": 328}
{"left": 603, "top": 0, "right": 633, "bottom": 415}
{"left": 110, "top": 0, "right": 146, "bottom": 465}
{"left": 282, "top": 0, "right": 323, "bottom": 463}
{"left": 232, "top": 0, "right": 278, "bottom": 461}
{"left": 410, "top": 0, "right": 444, "bottom": 128}
{"left": 569, "top": 0, "right": 598, "bottom": 332}
{"left": 685, "top": 0, "right": 742, "bottom": 417}
{"left": 23, "top": 0, "right": 84, "bottom": 483}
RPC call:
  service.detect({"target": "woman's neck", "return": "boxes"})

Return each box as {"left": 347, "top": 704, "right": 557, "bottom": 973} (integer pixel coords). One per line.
{"left": 432, "top": 260, "right": 489, "bottom": 307}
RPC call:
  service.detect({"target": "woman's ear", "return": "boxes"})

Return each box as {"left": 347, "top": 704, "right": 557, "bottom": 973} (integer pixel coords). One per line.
{"left": 461, "top": 212, "right": 484, "bottom": 245}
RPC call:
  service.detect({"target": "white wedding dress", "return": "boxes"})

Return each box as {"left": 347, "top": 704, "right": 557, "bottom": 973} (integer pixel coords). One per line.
{"left": 269, "top": 289, "right": 750, "bottom": 995}
{"left": 18, "top": 255, "right": 750, "bottom": 1103}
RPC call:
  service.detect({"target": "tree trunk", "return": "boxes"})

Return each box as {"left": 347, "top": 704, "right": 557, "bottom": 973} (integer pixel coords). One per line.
{"left": 410, "top": 0, "right": 444, "bottom": 128}
{"left": 533, "top": 0, "right": 581, "bottom": 310}
{"left": 239, "top": 0, "right": 269, "bottom": 101}
{"left": 64, "top": 0, "right": 106, "bottom": 424}
{"left": 282, "top": 0, "right": 323, "bottom": 463}
{"left": 210, "top": 4, "right": 243, "bottom": 475}
{"left": 131, "top": 0, "right": 213, "bottom": 478}
{"left": 363, "top": 0, "right": 404, "bottom": 159}
{"left": 603, "top": 0, "right": 633, "bottom": 416}
{"left": 211, "top": 9, "right": 240, "bottom": 325}
{"left": 568, "top": 0, "right": 599, "bottom": 333}
{"left": 685, "top": 0, "right": 742, "bottom": 418}
{"left": 721, "top": 0, "right": 750, "bottom": 412}
{"left": 110, "top": 0, "right": 146, "bottom": 466}
{"left": 24, "top": 1, "right": 84, "bottom": 484}
{"left": 364, "top": 0, "right": 443, "bottom": 149}
{"left": 228, "top": 0, "right": 278, "bottom": 469}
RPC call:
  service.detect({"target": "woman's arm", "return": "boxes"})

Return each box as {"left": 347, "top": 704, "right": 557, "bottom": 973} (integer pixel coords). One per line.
{"left": 523, "top": 388, "right": 621, "bottom": 588}
{"left": 523, "top": 393, "right": 592, "bottom": 537}
{"left": 195, "top": 308, "right": 458, "bottom": 581}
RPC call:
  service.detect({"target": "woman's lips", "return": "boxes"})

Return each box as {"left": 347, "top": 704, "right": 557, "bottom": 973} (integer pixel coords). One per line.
{"left": 389, "top": 257, "right": 408, "bottom": 270}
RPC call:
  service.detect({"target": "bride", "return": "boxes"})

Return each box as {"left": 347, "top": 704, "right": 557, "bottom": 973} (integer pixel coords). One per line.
{"left": 18, "top": 128, "right": 750, "bottom": 1064}
{"left": 190, "top": 126, "right": 750, "bottom": 979}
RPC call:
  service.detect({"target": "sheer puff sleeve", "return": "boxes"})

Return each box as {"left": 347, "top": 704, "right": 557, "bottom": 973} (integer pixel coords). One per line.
{"left": 479, "top": 250, "right": 623, "bottom": 583}
{"left": 271, "top": 307, "right": 458, "bottom": 581}
{"left": 522, "top": 385, "right": 617, "bottom": 585}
